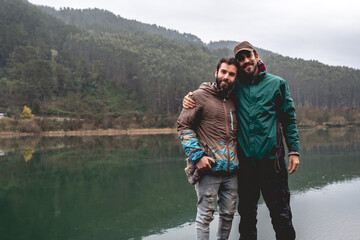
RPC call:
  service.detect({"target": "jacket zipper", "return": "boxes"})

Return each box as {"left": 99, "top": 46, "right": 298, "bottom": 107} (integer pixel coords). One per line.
{"left": 223, "top": 99, "right": 231, "bottom": 172}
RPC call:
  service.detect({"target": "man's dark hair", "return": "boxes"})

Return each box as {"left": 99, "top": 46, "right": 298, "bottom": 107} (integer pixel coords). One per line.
{"left": 216, "top": 57, "right": 239, "bottom": 71}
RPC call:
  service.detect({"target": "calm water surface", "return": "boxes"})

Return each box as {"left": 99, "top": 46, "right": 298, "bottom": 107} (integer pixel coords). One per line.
{"left": 0, "top": 128, "right": 359, "bottom": 240}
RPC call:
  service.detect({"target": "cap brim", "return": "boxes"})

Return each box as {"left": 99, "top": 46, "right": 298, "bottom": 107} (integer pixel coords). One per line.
{"left": 235, "top": 48, "right": 254, "bottom": 56}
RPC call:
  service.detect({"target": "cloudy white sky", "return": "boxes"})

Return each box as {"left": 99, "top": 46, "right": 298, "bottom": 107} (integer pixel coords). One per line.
{"left": 28, "top": 0, "right": 360, "bottom": 69}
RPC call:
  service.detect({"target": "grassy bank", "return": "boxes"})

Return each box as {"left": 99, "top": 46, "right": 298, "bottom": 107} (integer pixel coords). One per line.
{"left": 0, "top": 114, "right": 177, "bottom": 133}
{"left": 0, "top": 114, "right": 359, "bottom": 138}
{"left": 0, "top": 128, "right": 177, "bottom": 138}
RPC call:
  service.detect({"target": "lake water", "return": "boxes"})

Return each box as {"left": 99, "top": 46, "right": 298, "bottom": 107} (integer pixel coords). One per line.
{"left": 0, "top": 127, "right": 359, "bottom": 240}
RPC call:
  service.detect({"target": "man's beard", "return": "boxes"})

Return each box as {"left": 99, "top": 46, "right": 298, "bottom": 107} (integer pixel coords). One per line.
{"left": 216, "top": 75, "right": 234, "bottom": 93}
{"left": 240, "top": 62, "right": 258, "bottom": 77}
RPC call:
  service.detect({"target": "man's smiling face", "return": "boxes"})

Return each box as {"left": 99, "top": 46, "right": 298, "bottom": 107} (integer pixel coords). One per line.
{"left": 215, "top": 63, "right": 237, "bottom": 91}
{"left": 236, "top": 50, "right": 260, "bottom": 76}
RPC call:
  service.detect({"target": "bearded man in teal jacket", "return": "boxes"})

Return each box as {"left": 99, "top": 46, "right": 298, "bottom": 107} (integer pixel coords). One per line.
{"left": 233, "top": 41, "right": 299, "bottom": 240}
{"left": 184, "top": 41, "right": 300, "bottom": 240}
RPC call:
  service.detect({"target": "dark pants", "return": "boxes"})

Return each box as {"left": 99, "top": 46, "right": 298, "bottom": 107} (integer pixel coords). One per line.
{"left": 238, "top": 157, "right": 295, "bottom": 240}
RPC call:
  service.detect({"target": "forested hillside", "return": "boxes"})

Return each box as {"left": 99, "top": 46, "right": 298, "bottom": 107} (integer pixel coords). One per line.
{"left": 33, "top": 5, "right": 360, "bottom": 113}
{"left": 0, "top": 0, "right": 214, "bottom": 124}
{"left": 0, "top": 0, "right": 359, "bottom": 129}
{"left": 0, "top": 0, "right": 146, "bottom": 120}
{"left": 38, "top": 6, "right": 203, "bottom": 46}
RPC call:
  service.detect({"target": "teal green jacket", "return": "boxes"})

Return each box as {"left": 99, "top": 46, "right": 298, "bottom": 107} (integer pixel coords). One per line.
{"left": 235, "top": 69, "right": 300, "bottom": 161}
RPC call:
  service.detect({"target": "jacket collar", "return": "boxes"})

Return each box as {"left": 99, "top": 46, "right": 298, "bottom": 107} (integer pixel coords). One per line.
{"left": 211, "top": 82, "right": 234, "bottom": 99}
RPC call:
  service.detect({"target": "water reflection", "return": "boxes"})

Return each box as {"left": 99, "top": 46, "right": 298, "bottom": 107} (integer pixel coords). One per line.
{"left": 0, "top": 127, "right": 359, "bottom": 240}
{"left": 290, "top": 127, "right": 360, "bottom": 193}
{"left": 0, "top": 135, "right": 194, "bottom": 240}
{"left": 143, "top": 177, "right": 360, "bottom": 240}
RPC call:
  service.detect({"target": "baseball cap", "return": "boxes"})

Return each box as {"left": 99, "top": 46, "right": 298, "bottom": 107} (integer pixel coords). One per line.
{"left": 233, "top": 41, "right": 256, "bottom": 58}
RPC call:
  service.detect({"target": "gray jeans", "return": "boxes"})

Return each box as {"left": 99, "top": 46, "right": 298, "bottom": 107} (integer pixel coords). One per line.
{"left": 195, "top": 173, "right": 238, "bottom": 240}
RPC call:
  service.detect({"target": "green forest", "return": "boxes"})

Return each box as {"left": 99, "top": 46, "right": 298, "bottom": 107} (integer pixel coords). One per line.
{"left": 0, "top": 0, "right": 359, "bottom": 131}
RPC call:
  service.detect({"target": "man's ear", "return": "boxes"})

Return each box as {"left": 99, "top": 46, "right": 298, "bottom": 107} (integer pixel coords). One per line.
{"left": 255, "top": 53, "right": 260, "bottom": 61}
{"left": 215, "top": 70, "right": 218, "bottom": 77}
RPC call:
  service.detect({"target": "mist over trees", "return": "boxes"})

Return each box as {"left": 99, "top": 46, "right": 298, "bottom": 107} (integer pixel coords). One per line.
{"left": 0, "top": 0, "right": 359, "bottom": 128}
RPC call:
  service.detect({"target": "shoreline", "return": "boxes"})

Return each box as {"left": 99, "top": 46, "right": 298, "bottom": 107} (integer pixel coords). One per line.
{"left": 0, "top": 128, "right": 178, "bottom": 138}
{"left": 0, "top": 124, "right": 358, "bottom": 139}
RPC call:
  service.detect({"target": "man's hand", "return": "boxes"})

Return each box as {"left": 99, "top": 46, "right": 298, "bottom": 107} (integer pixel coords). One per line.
{"left": 183, "top": 92, "right": 196, "bottom": 109}
{"left": 288, "top": 155, "right": 299, "bottom": 175}
{"left": 196, "top": 156, "right": 215, "bottom": 171}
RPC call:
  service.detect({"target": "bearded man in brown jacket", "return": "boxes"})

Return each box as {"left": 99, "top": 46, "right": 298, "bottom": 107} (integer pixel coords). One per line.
{"left": 177, "top": 57, "right": 240, "bottom": 240}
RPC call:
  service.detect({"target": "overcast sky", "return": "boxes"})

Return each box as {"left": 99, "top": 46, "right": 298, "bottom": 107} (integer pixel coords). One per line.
{"left": 28, "top": 0, "right": 360, "bottom": 69}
